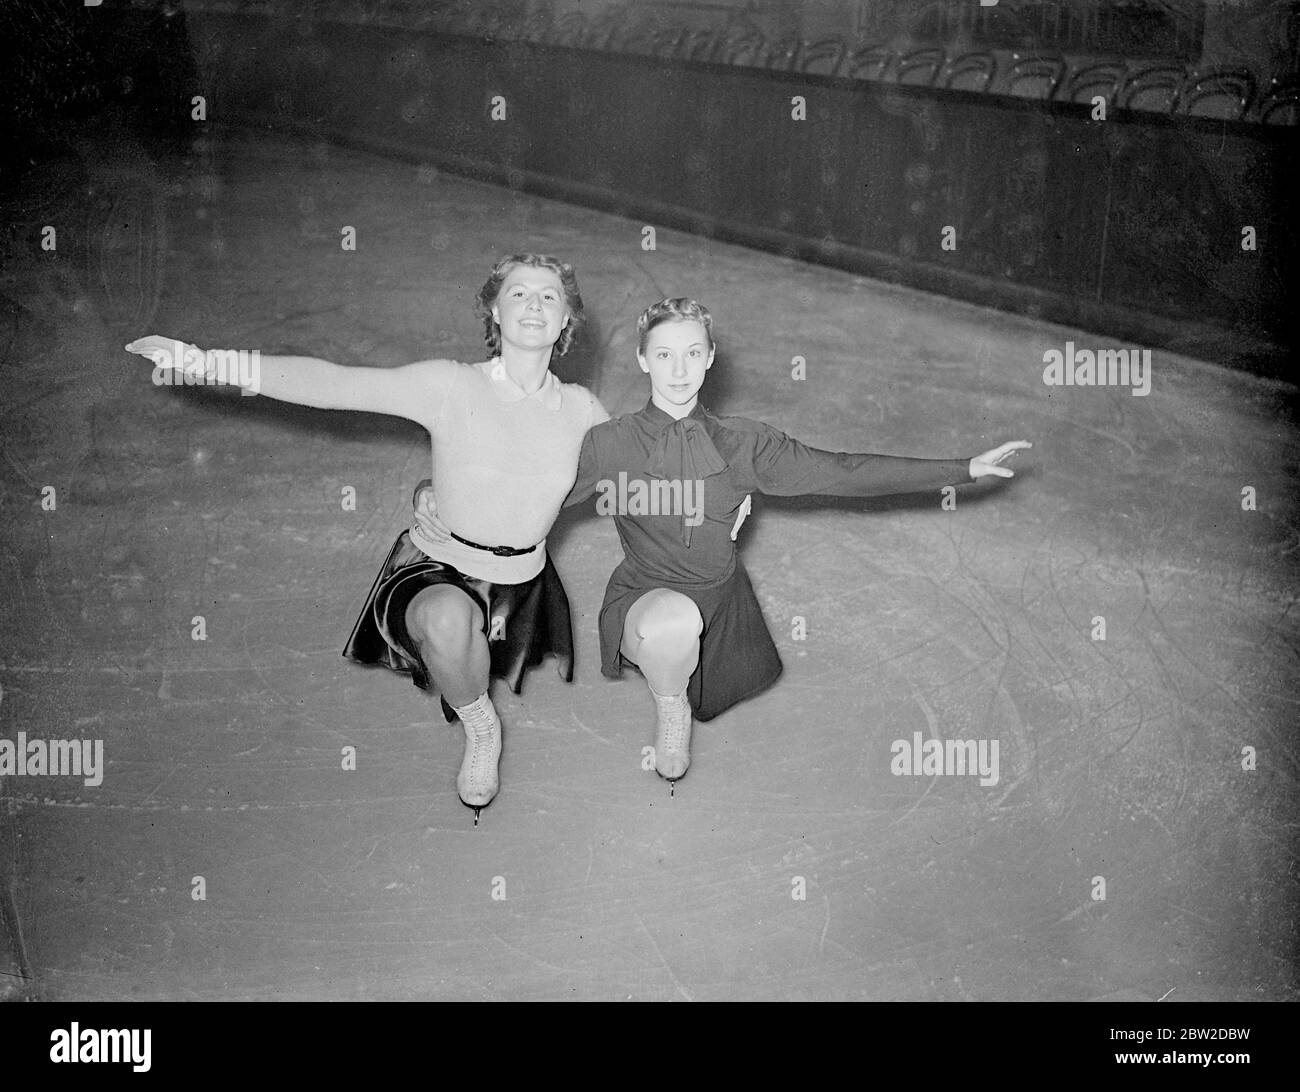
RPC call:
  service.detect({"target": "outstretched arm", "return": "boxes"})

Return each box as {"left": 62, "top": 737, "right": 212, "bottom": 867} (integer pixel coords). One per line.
{"left": 969, "top": 441, "right": 1031, "bottom": 480}
{"left": 125, "top": 335, "right": 449, "bottom": 425}
{"left": 746, "top": 421, "right": 1030, "bottom": 496}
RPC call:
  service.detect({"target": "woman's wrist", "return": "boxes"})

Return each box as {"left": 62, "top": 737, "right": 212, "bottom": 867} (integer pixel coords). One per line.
{"left": 199, "top": 347, "right": 261, "bottom": 392}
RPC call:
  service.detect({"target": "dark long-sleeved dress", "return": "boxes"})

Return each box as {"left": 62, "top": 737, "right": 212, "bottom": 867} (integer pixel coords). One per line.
{"left": 565, "top": 400, "right": 973, "bottom": 721}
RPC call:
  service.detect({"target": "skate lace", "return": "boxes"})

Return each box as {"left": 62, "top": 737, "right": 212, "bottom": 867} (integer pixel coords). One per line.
{"left": 465, "top": 715, "right": 499, "bottom": 781}
{"left": 657, "top": 698, "right": 691, "bottom": 754}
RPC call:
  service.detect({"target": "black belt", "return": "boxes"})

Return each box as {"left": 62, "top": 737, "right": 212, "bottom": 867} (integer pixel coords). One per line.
{"left": 449, "top": 531, "right": 538, "bottom": 557}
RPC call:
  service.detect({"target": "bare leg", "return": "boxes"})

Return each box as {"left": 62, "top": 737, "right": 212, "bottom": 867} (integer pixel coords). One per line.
{"left": 621, "top": 589, "right": 703, "bottom": 780}
{"left": 621, "top": 588, "right": 703, "bottom": 695}
{"left": 405, "top": 584, "right": 500, "bottom": 807}
{"left": 405, "top": 584, "right": 489, "bottom": 709}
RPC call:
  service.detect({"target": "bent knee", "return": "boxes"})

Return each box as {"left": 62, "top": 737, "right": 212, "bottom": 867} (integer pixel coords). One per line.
{"left": 405, "top": 585, "right": 481, "bottom": 648}
{"left": 633, "top": 591, "right": 703, "bottom": 644}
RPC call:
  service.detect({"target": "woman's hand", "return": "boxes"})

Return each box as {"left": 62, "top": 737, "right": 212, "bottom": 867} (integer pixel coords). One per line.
{"left": 125, "top": 336, "right": 208, "bottom": 378}
{"left": 969, "top": 440, "right": 1031, "bottom": 480}
{"left": 413, "top": 484, "right": 453, "bottom": 543}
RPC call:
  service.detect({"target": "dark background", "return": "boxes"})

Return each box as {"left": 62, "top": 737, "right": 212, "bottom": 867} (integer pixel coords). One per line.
{"left": 3, "top": 0, "right": 1297, "bottom": 376}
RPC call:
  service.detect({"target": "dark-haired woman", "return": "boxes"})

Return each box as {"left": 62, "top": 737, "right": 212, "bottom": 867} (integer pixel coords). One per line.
{"left": 127, "top": 254, "right": 608, "bottom": 816}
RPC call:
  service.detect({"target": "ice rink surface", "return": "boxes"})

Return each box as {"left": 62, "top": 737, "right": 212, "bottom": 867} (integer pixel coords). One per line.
{"left": 1, "top": 132, "right": 1296, "bottom": 1000}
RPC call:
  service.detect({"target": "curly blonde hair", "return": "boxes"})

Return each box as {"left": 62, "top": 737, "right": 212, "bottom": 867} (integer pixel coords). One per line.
{"left": 636, "top": 298, "right": 715, "bottom": 355}
{"left": 475, "top": 253, "right": 586, "bottom": 357}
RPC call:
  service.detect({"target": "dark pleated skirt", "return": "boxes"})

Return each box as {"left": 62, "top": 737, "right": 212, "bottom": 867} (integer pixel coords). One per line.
{"left": 598, "top": 559, "right": 783, "bottom": 722}
{"left": 343, "top": 532, "right": 574, "bottom": 721}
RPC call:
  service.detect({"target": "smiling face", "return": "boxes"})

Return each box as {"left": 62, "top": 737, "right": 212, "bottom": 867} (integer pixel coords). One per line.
{"left": 490, "top": 264, "right": 571, "bottom": 356}
{"left": 638, "top": 318, "right": 715, "bottom": 418}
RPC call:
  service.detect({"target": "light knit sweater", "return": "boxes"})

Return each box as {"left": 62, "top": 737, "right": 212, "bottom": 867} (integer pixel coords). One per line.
{"left": 247, "top": 354, "right": 608, "bottom": 583}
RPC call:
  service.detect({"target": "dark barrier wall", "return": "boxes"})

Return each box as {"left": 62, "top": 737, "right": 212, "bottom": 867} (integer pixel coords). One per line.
{"left": 187, "top": 11, "right": 1296, "bottom": 376}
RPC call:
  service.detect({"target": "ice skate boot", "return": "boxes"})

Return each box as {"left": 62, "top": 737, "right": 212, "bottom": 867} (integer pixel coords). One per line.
{"left": 650, "top": 687, "right": 692, "bottom": 782}
{"left": 453, "top": 693, "right": 502, "bottom": 813}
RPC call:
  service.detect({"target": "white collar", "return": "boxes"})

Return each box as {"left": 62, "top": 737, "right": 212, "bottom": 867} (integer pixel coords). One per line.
{"left": 485, "top": 359, "right": 562, "bottom": 411}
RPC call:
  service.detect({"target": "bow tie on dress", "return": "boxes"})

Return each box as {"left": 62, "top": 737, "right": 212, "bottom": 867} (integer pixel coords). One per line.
{"left": 647, "top": 416, "right": 727, "bottom": 547}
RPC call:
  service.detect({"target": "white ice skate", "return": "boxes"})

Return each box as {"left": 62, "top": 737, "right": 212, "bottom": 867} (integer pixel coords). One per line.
{"left": 651, "top": 688, "right": 693, "bottom": 783}
{"left": 454, "top": 694, "right": 502, "bottom": 815}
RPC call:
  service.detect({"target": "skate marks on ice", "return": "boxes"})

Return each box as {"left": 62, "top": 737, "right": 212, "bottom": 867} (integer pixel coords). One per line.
{"left": 3, "top": 133, "right": 1296, "bottom": 999}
